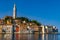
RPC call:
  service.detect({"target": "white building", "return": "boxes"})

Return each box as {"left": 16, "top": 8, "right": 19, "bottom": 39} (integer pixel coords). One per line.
{"left": 2, "top": 25, "right": 13, "bottom": 33}
{"left": 41, "top": 25, "right": 45, "bottom": 33}
{"left": 6, "top": 25, "right": 13, "bottom": 33}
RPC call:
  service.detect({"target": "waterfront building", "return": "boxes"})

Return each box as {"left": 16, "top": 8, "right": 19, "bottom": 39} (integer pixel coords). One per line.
{"left": 0, "top": 19, "right": 4, "bottom": 25}
{"left": 38, "top": 26, "right": 42, "bottom": 33}
{"left": 39, "top": 25, "right": 58, "bottom": 33}
{"left": 20, "top": 22, "right": 28, "bottom": 33}
{"left": 14, "top": 19, "right": 21, "bottom": 24}
{"left": 29, "top": 22, "right": 39, "bottom": 32}
{"left": 2, "top": 25, "right": 7, "bottom": 32}
{"left": 6, "top": 25, "right": 12, "bottom": 33}
{"left": 45, "top": 25, "right": 53, "bottom": 33}
{"left": 6, "top": 19, "right": 12, "bottom": 25}
{"left": 52, "top": 26, "right": 58, "bottom": 32}
{"left": 44, "top": 25, "right": 58, "bottom": 33}
{"left": 32, "top": 24, "right": 39, "bottom": 32}
{"left": 27, "top": 22, "right": 39, "bottom": 33}
{"left": 15, "top": 24, "right": 20, "bottom": 33}
{"left": 0, "top": 25, "right": 3, "bottom": 33}
{"left": 2, "top": 25, "right": 12, "bottom": 33}
{"left": 4, "top": 16, "right": 13, "bottom": 24}
{"left": 41, "top": 25, "right": 45, "bottom": 33}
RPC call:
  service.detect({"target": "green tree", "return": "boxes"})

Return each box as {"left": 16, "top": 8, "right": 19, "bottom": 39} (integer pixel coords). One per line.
{"left": 31, "top": 20, "right": 41, "bottom": 26}
{"left": 16, "top": 17, "right": 29, "bottom": 23}
{"left": 4, "top": 16, "right": 13, "bottom": 24}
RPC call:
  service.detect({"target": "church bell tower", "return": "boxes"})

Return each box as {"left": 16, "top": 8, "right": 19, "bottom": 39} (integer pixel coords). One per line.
{"left": 13, "top": 4, "right": 16, "bottom": 19}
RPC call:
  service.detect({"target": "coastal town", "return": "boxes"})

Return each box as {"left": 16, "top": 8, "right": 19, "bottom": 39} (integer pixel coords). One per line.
{"left": 0, "top": 4, "right": 58, "bottom": 34}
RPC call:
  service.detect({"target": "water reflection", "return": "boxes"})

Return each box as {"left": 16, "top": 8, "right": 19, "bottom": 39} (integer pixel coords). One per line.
{"left": 0, "top": 33, "right": 59, "bottom": 40}
{"left": 2, "top": 33, "right": 12, "bottom": 40}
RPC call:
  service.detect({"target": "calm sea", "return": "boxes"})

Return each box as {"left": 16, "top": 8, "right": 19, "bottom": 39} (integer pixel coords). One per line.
{"left": 0, "top": 33, "right": 60, "bottom": 40}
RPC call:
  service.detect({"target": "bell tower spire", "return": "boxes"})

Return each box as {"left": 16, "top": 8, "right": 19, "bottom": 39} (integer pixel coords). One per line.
{"left": 13, "top": 3, "right": 16, "bottom": 19}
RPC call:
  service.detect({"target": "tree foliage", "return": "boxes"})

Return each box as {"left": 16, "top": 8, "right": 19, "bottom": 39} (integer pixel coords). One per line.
{"left": 4, "top": 16, "right": 13, "bottom": 20}
{"left": 4, "top": 16, "right": 41, "bottom": 26}
{"left": 31, "top": 20, "right": 41, "bottom": 26}
{"left": 4, "top": 16, "right": 13, "bottom": 23}
{"left": 16, "top": 17, "right": 29, "bottom": 23}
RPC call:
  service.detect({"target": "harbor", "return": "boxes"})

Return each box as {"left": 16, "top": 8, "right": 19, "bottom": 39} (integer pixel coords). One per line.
{"left": 0, "top": 0, "right": 60, "bottom": 40}
{"left": 0, "top": 4, "right": 58, "bottom": 34}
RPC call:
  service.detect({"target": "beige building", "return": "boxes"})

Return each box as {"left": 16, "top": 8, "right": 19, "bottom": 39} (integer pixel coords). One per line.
{"left": 0, "top": 25, "right": 3, "bottom": 33}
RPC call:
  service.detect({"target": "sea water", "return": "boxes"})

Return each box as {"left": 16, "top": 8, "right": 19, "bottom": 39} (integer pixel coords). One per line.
{"left": 0, "top": 33, "right": 60, "bottom": 40}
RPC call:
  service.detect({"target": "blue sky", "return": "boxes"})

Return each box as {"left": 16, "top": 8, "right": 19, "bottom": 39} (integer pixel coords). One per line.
{"left": 0, "top": 0, "right": 60, "bottom": 31}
